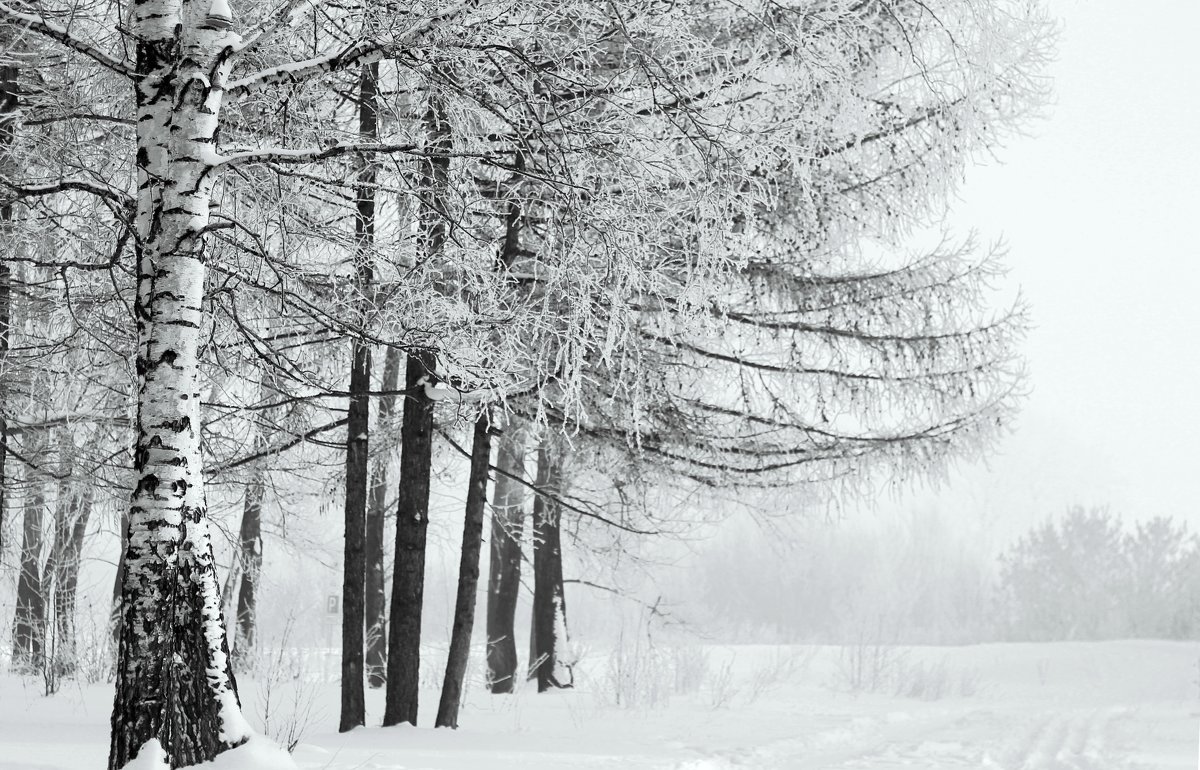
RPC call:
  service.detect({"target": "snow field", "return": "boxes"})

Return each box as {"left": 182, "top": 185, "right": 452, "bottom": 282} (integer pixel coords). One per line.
{"left": 0, "top": 640, "right": 1196, "bottom": 769}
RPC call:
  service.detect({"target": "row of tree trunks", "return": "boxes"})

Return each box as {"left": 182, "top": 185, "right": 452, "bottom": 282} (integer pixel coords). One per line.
{"left": 435, "top": 412, "right": 494, "bottom": 727}
{"left": 365, "top": 345, "right": 402, "bottom": 688}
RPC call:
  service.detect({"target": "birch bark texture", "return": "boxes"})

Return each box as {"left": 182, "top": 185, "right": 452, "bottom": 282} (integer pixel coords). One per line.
{"left": 109, "top": 3, "right": 249, "bottom": 768}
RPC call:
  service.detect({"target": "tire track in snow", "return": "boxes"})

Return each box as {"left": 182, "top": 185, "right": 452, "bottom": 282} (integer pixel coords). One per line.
{"left": 990, "top": 708, "right": 1129, "bottom": 770}
{"left": 670, "top": 707, "right": 1134, "bottom": 770}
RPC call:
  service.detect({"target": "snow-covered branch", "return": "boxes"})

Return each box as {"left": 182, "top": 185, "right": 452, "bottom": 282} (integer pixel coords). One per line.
{"left": 0, "top": 2, "right": 134, "bottom": 77}
{"left": 226, "top": 0, "right": 475, "bottom": 97}
{"left": 210, "top": 141, "right": 420, "bottom": 168}
{"left": 0, "top": 177, "right": 133, "bottom": 208}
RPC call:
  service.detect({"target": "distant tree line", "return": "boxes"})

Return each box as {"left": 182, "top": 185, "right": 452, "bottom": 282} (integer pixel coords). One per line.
{"left": 997, "top": 506, "right": 1200, "bottom": 641}
{"left": 684, "top": 505, "right": 1200, "bottom": 645}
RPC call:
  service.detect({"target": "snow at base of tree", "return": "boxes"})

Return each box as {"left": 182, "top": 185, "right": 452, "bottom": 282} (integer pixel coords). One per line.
{"left": 120, "top": 734, "right": 295, "bottom": 770}
{"left": 126, "top": 740, "right": 168, "bottom": 770}
{"left": 216, "top": 689, "right": 254, "bottom": 745}
{"left": 201, "top": 736, "right": 298, "bottom": 770}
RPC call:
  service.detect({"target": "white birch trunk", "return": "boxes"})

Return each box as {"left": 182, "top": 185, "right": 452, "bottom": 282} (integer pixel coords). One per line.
{"left": 110, "top": 2, "right": 251, "bottom": 767}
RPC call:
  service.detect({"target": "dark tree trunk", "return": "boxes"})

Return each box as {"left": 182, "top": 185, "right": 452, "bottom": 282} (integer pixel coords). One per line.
{"left": 435, "top": 412, "right": 494, "bottom": 728}
{"left": 48, "top": 435, "right": 93, "bottom": 680}
{"left": 234, "top": 467, "right": 264, "bottom": 656}
{"left": 382, "top": 351, "right": 434, "bottom": 727}
{"left": 383, "top": 82, "right": 450, "bottom": 730}
{"left": 12, "top": 482, "right": 46, "bottom": 672}
{"left": 366, "top": 344, "right": 401, "bottom": 689}
{"left": 340, "top": 61, "right": 380, "bottom": 733}
{"left": 530, "top": 437, "right": 573, "bottom": 692}
{"left": 485, "top": 425, "right": 527, "bottom": 693}
{"left": 0, "top": 55, "right": 15, "bottom": 559}
{"left": 340, "top": 338, "right": 370, "bottom": 731}
{"left": 53, "top": 485, "right": 93, "bottom": 680}
{"left": 111, "top": 508, "right": 128, "bottom": 652}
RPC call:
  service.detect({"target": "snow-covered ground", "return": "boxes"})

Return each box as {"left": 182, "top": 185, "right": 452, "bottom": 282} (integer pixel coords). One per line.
{"left": 1, "top": 640, "right": 1195, "bottom": 769}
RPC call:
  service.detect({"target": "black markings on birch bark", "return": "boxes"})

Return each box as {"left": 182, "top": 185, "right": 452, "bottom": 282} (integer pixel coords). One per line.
{"left": 110, "top": 9, "right": 246, "bottom": 769}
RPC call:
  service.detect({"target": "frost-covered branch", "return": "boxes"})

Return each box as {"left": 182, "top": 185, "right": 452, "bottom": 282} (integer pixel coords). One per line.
{"left": 225, "top": 0, "right": 475, "bottom": 97}
{"left": 0, "top": 2, "right": 134, "bottom": 76}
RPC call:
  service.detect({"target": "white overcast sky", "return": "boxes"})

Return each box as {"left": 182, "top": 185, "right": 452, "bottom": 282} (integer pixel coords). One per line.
{"left": 890, "top": 0, "right": 1200, "bottom": 542}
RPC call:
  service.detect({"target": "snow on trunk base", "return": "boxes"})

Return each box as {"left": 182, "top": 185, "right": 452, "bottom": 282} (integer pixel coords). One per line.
{"left": 202, "top": 735, "right": 298, "bottom": 770}
{"left": 127, "top": 740, "right": 169, "bottom": 769}
{"left": 121, "top": 735, "right": 296, "bottom": 770}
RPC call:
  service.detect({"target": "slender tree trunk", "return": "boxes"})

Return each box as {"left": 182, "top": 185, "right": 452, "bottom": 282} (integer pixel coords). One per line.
{"left": 383, "top": 83, "right": 451, "bottom": 729}
{"left": 530, "top": 437, "right": 573, "bottom": 692}
{"left": 54, "top": 485, "right": 93, "bottom": 680}
{"left": 366, "top": 345, "right": 401, "bottom": 688}
{"left": 109, "top": 9, "right": 247, "bottom": 769}
{"left": 234, "top": 466, "right": 264, "bottom": 656}
{"left": 111, "top": 508, "right": 128, "bottom": 653}
{"left": 12, "top": 480, "right": 46, "bottom": 673}
{"left": 0, "top": 49, "right": 15, "bottom": 559}
{"left": 485, "top": 425, "right": 527, "bottom": 693}
{"left": 340, "top": 62, "right": 380, "bottom": 732}
{"left": 340, "top": 330, "right": 370, "bottom": 732}
{"left": 382, "top": 351, "right": 434, "bottom": 727}
{"left": 48, "top": 433, "right": 93, "bottom": 680}
{"left": 435, "top": 412, "right": 493, "bottom": 728}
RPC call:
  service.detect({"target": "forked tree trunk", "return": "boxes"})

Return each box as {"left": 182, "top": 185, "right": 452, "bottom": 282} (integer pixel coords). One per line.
{"left": 435, "top": 412, "right": 493, "bottom": 728}
{"left": 234, "top": 466, "right": 264, "bottom": 656}
{"left": 109, "top": 8, "right": 247, "bottom": 769}
{"left": 530, "top": 437, "right": 574, "bottom": 692}
{"left": 485, "top": 425, "right": 527, "bottom": 693}
{"left": 12, "top": 481, "right": 46, "bottom": 673}
{"left": 383, "top": 84, "right": 451, "bottom": 729}
{"left": 54, "top": 484, "right": 94, "bottom": 679}
{"left": 340, "top": 61, "right": 380, "bottom": 732}
{"left": 48, "top": 434, "right": 94, "bottom": 680}
{"left": 366, "top": 345, "right": 401, "bottom": 688}
{"left": 382, "top": 350, "right": 435, "bottom": 727}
